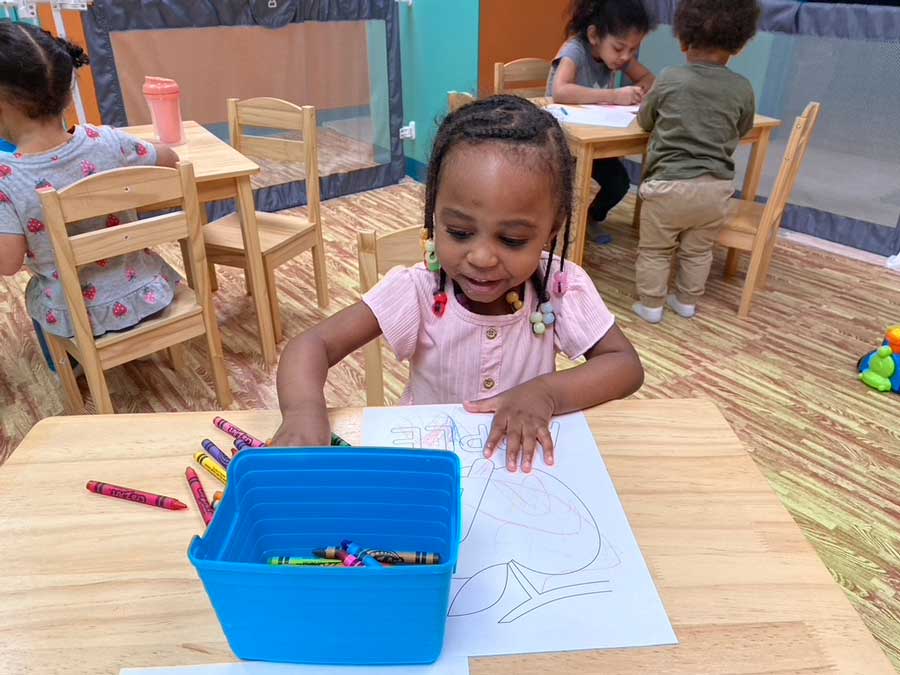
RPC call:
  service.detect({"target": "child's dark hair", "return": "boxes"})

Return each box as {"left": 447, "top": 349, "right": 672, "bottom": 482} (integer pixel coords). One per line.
{"left": 566, "top": 0, "right": 655, "bottom": 42}
{"left": 425, "top": 95, "right": 574, "bottom": 315}
{"left": 0, "top": 21, "right": 89, "bottom": 119}
{"left": 674, "top": 0, "right": 760, "bottom": 54}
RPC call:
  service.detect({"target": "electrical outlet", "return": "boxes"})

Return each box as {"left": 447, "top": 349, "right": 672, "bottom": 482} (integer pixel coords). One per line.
{"left": 399, "top": 122, "right": 416, "bottom": 141}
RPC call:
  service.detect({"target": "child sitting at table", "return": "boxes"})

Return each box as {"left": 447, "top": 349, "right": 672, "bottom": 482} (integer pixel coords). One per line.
{"left": 548, "top": 0, "right": 657, "bottom": 244}
{"left": 0, "top": 23, "right": 182, "bottom": 354}
{"left": 632, "top": 0, "right": 759, "bottom": 323}
{"left": 273, "top": 95, "right": 644, "bottom": 473}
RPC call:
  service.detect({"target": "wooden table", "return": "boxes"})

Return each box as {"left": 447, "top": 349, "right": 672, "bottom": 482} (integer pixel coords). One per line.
{"left": 0, "top": 399, "right": 892, "bottom": 674}
{"left": 126, "top": 121, "right": 277, "bottom": 368}
{"left": 564, "top": 114, "right": 781, "bottom": 265}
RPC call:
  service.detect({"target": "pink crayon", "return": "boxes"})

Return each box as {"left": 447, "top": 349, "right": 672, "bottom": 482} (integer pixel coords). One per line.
{"left": 213, "top": 416, "right": 265, "bottom": 448}
{"left": 86, "top": 480, "right": 187, "bottom": 511}
{"left": 185, "top": 467, "right": 215, "bottom": 525}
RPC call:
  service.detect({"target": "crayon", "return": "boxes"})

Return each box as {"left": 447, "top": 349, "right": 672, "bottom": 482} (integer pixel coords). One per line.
{"left": 211, "top": 490, "right": 224, "bottom": 510}
{"left": 184, "top": 467, "right": 214, "bottom": 525}
{"left": 86, "top": 480, "right": 187, "bottom": 511}
{"left": 340, "top": 540, "right": 383, "bottom": 568}
{"left": 330, "top": 432, "right": 351, "bottom": 447}
{"left": 334, "top": 549, "right": 364, "bottom": 568}
{"left": 212, "top": 416, "right": 265, "bottom": 448}
{"left": 194, "top": 451, "right": 227, "bottom": 485}
{"left": 268, "top": 556, "right": 343, "bottom": 566}
{"left": 314, "top": 547, "right": 440, "bottom": 565}
{"left": 234, "top": 438, "right": 251, "bottom": 452}
{"left": 201, "top": 438, "right": 231, "bottom": 469}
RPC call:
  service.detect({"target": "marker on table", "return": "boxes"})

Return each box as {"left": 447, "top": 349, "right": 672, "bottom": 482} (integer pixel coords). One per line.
{"left": 212, "top": 416, "right": 265, "bottom": 448}
{"left": 201, "top": 438, "right": 231, "bottom": 469}
{"left": 194, "top": 451, "right": 227, "bottom": 485}
{"left": 184, "top": 467, "right": 214, "bottom": 525}
{"left": 85, "top": 480, "right": 187, "bottom": 511}
{"left": 559, "top": 106, "right": 569, "bottom": 116}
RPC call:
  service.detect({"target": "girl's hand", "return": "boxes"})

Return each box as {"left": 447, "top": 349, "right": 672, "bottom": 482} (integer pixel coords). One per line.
{"left": 464, "top": 379, "right": 556, "bottom": 474}
{"left": 270, "top": 405, "right": 331, "bottom": 447}
{"left": 611, "top": 86, "right": 644, "bottom": 105}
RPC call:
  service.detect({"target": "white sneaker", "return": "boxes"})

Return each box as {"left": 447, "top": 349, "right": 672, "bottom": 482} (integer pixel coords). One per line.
{"left": 632, "top": 302, "right": 663, "bottom": 324}
{"left": 666, "top": 294, "right": 696, "bottom": 318}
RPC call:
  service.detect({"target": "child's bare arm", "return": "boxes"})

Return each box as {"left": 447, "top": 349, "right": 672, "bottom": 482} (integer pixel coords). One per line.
{"left": 623, "top": 59, "right": 655, "bottom": 92}
{"left": 152, "top": 142, "right": 179, "bottom": 168}
{"left": 0, "top": 233, "right": 26, "bottom": 275}
{"left": 552, "top": 59, "right": 641, "bottom": 105}
{"left": 273, "top": 301, "right": 383, "bottom": 446}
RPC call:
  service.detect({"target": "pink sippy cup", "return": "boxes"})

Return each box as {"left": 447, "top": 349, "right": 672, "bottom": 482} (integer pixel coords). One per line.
{"left": 142, "top": 76, "right": 184, "bottom": 145}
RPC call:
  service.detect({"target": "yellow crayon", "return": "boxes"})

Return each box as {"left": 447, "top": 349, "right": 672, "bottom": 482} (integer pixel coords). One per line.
{"left": 194, "top": 451, "right": 227, "bottom": 485}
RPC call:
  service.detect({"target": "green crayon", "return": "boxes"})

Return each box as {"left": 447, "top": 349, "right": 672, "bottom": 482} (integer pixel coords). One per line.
{"left": 268, "top": 556, "right": 343, "bottom": 566}
{"left": 330, "top": 432, "right": 351, "bottom": 447}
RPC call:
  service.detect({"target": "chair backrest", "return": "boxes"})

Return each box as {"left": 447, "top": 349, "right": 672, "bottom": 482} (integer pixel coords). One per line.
{"left": 227, "top": 96, "right": 321, "bottom": 225}
{"left": 448, "top": 91, "right": 476, "bottom": 114}
{"left": 493, "top": 58, "right": 552, "bottom": 98}
{"left": 37, "top": 162, "right": 206, "bottom": 350}
{"left": 357, "top": 226, "right": 422, "bottom": 406}
{"left": 753, "top": 101, "right": 821, "bottom": 250}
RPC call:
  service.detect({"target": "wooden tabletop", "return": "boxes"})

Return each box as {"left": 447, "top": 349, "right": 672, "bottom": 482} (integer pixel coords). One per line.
{"left": 561, "top": 112, "right": 780, "bottom": 143}
{"left": 126, "top": 121, "right": 259, "bottom": 182}
{"left": 0, "top": 399, "right": 892, "bottom": 674}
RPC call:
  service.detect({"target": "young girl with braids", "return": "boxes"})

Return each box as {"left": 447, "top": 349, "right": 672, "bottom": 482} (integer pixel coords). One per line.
{"left": 0, "top": 23, "right": 180, "bottom": 349}
{"left": 274, "top": 96, "right": 643, "bottom": 473}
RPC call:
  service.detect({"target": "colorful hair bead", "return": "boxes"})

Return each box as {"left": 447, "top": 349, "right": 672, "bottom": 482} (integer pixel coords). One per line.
{"left": 552, "top": 271, "right": 569, "bottom": 296}
{"left": 432, "top": 291, "right": 448, "bottom": 317}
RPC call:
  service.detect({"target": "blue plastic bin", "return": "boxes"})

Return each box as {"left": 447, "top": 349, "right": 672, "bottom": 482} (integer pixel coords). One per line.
{"left": 188, "top": 447, "right": 461, "bottom": 665}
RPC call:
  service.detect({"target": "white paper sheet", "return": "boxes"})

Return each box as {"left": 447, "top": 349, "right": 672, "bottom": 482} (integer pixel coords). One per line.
{"left": 546, "top": 103, "right": 637, "bottom": 128}
{"left": 121, "top": 657, "right": 469, "bottom": 675}
{"left": 363, "top": 405, "right": 677, "bottom": 658}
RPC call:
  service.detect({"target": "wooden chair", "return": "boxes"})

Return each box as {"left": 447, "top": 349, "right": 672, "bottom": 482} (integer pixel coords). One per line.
{"left": 38, "top": 163, "right": 232, "bottom": 414}
{"left": 357, "top": 226, "right": 422, "bottom": 406}
{"left": 719, "top": 102, "right": 821, "bottom": 318}
{"left": 448, "top": 91, "right": 475, "bottom": 113}
{"left": 204, "top": 97, "right": 329, "bottom": 343}
{"left": 493, "top": 58, "right": 552, "bottom": 99}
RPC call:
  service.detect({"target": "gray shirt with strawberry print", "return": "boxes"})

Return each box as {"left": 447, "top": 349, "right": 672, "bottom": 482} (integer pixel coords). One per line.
{"left": 0, "top": 125, "right": 181, "bottom": 338}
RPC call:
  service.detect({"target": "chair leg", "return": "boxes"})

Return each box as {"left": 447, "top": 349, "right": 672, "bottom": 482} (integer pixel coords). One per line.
{"left": 167, "top": 343, "right": 187, "bottom": 373}
{"left": 47, "top": 337, "right": 85, "bottom": 414}
{"left": 201, "top": 299, "right": 233, "bottom": 409}
{"left": 179, "top": 240, "right": 195, "bottom": 289}
{"left": 264, "top": 260, "right": 283, "bottom": 344}
{"left": 738, "top": 246, "right": 769, "bottom": 319}
{"left": 755, "top": 236, "right": 778, "bottom": 291}
{"left": 82, "top": 356, "right": 114, "bottom": 414}
{"left": 312, "top": 242, "right": 330, "bottom": 309}
{"left": 363, "top": 338, "right": 386, "bottom": 407}
{"left": 208, "top": 261, "right": 218, "bottom": 292}
{"left": 724, "top": 248, "right": 740, "bottom": 278}
{"left": 244, "top": 268, "right": 253, "bottom": 296}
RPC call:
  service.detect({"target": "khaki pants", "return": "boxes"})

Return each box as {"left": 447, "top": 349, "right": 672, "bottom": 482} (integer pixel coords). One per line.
{"left": 636, "top": 176, "right": 734, "bottom": 307}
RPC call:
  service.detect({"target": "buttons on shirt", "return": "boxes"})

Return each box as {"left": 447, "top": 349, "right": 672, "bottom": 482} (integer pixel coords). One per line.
{"left": 486, "top": 327, "right": 498, "bottom": 340}
{"left": 483, "top": 377, "right": 495, "bottom": 390}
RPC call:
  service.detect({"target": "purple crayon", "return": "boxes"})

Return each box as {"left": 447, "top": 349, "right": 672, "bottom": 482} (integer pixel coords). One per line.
{"left": 201, "top": 439, "right": 231, "bottom": 468}
{"left": 234, "top": 438, "right": 251, "bottom": 453}
{"left": 213, "top": 416, "right": 265, "bottom": 448}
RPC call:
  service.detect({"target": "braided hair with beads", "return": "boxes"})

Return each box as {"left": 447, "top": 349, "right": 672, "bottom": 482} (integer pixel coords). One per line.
{"left": 424, "top": 95, "right": 575, "bottom": 321}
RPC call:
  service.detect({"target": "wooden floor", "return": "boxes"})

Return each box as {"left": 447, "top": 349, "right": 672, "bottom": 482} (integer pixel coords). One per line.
{"left": 1, "top": 181, "right": 899, "bottom": 670}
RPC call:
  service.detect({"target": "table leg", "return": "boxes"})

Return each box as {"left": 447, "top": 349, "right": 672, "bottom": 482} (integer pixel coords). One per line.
{"left": 741, "top": 128, "right": 772, "bottom": 202}
{"left": 235, "top": 176, "right": 277, "bottom": 368}
{"left": 570, "top": 142, "right": 593, "bottom": 266}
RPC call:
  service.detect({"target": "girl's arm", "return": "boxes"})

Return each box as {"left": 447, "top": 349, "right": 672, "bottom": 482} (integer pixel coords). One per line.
{"left": 552, "top": 59, "right": 643, "bottom": 105}
{"left": 623, "top": 59, "right": 655, "bottom": 92}
{"left": 0, "top": 234, "right": 26, "bottom": 276}
{"left": 152, "top": 143, "right": 179, "bottom": 168}
{"left": 273, "top": 301, "right": 383, "bottom": 446}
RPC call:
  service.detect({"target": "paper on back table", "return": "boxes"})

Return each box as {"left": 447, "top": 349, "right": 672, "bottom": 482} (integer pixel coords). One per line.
{"left": 546, "top": 103, "right": 638, "bottom": 128}
{"left": 121, "top": 658, "right": 469, "bottom": 675}
{"left": 362, "top": 405, "right": 676, "bottom": 657}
